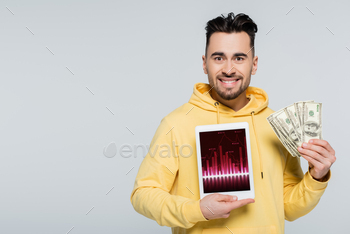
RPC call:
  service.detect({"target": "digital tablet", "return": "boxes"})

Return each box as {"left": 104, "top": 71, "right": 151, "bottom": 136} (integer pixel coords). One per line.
{"left": 195, "top": 122, "right": 255, "bottom": 200}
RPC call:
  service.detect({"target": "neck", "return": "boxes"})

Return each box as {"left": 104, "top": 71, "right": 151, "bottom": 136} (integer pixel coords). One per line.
{"left": 210, "top": 90, "right": 250, "bottom": 112}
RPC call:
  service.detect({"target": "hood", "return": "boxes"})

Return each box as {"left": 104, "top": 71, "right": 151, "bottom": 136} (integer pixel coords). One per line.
{"left": 188, "top": 82, "right": 269, "bottom": 117}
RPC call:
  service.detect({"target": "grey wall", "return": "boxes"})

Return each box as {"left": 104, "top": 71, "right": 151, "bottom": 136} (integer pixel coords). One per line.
{"left": 0, "top": 0, "right": 348, "bottom": 233}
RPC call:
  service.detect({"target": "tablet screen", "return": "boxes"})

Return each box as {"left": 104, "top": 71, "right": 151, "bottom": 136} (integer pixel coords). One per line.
{"left": 199, "top": 128, "right": 250, "bottom": 194}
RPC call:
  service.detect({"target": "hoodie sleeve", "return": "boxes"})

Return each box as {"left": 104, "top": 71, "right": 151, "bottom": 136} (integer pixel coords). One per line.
{"left": 283, "top": 150, "right": 331, "bottom": 221}
{"left": 130, "top": 118, "right": 208, "bottom": 228}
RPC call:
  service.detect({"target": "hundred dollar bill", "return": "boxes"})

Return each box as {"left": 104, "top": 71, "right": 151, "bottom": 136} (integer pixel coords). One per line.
{"left": 272, "top": 117, "right": 301, "bottom": 157}
{"left": 284, "top": 104, "right": 302, "bottom": 147}
{"left": 275, "top": 108, "right": 302, "bottom": 147}
{"left": 267, "top": 115, "right": 301, "bottom": 157}
{"left": 267, "top": 100, "right": 322, "bottom": 158}
{"left": 294, "top": 100, "right": 314, "bottom": 143}
{"left": 301, "top": 102, "right": 322, "bottom": 143}
{"left": 267, "top": 118, "right": 295, "bottom": 156}
{"left": 269, "top": 109, "right": 300, "bottom": 148}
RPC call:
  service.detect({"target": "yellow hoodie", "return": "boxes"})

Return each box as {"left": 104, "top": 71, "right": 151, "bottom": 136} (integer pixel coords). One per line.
{"left": 130, "top": 83, "right": 331, "bottom": 234}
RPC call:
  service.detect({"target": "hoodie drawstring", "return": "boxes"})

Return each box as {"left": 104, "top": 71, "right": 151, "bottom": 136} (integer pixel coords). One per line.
{"left": 251, "top": 111, "right": 264, "bottom": 179}
{"left": 214, "top": 102, "right": 220, "bottom": 124}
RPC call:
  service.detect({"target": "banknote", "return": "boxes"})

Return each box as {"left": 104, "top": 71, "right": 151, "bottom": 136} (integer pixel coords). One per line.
{"left": 273, "top": 117, "right": 301, "bottom": 157}
{"left": 267, "top": 100, "right": 322, "bottom": 157}
{"left": 284, "top": 104, "right": 302, "bottom": 147}
{"left": 301, "top": 102, "right": 322, "bottom": 143}
{"left": 267, "top": 115, "right": 301, "bottom": 157}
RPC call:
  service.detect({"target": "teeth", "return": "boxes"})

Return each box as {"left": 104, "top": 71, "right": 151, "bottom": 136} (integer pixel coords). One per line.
{"left": 221, "top": 80, "right": 237, "bottom": 83}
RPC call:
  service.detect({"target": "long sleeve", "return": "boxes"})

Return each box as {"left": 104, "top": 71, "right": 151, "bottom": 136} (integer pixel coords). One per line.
{"left": 283, "top": 152, "right": 331, "bottom": 221}
{"left": 130, "top": 118, "right": 207, "bottom": 228}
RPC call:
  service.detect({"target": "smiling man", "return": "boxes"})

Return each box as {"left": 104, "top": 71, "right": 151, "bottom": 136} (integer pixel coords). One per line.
{"left": 204, "top": 31, "right": 257, "bottom": 112}
{"left": 130, "top": 12, "right": 336, "bottom": 234}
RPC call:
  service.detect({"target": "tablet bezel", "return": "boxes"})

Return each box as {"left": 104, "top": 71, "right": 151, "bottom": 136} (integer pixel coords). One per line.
{"left": 195, "top": 122, "right": 255, "bottom": 200}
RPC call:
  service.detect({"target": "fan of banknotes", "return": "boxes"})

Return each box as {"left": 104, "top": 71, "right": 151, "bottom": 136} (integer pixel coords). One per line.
{"left": 267, "top": 101, "right": 322, "bottom": 157}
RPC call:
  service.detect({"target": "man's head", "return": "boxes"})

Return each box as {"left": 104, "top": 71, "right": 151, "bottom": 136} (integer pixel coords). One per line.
{"left": 304, "top": 122, "right": 318, "bottom": 134}
{"left": 205, "top": 13, "right": 257, "bottom": 58}
{"left": 202, "top": 13, "right": 258, "bottom": 104}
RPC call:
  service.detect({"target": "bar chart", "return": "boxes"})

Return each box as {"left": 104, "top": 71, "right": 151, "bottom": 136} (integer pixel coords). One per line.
{"left": 199, "top": 129, "right": 250, "bottom": 193}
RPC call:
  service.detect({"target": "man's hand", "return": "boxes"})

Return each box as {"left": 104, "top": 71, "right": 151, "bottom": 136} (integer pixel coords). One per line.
{"left": 200, "top": 193, "right": 255, "bottom": 220}
{"left": 297, "top": 139, "right": 336, "bottom": 181}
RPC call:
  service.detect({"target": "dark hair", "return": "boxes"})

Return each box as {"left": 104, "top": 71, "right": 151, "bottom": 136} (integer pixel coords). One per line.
{"left": 205, "top": 12, "right": 258, "bottom": 57}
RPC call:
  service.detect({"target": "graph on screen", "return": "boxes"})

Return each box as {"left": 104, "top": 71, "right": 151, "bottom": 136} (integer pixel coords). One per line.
{"left": 199, "top": 128, "right": 250, "bottom": 193}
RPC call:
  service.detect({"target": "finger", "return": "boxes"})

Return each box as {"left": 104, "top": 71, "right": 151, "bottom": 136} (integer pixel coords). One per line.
{"left": 300, "top": 143, "right": 330, "bottom": 159}
{"left": 308, "top": 139, "right": 335, "bottom": 155}
{"left": 216, "top": 194, "right": 237, "bottom": 202}
{"left": 298, "top": 147, "right": 327, "bottom": 164}
{"left": 300, "top": 153, "right": 324, "bottom": 169}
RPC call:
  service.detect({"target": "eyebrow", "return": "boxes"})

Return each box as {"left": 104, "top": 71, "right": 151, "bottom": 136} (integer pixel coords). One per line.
{"left": 210, "top": 52, "right": 248, "bottom": 58}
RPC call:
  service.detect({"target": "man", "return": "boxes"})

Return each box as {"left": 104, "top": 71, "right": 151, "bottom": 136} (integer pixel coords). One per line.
{"left": 130, "top": 12, "right": 336, "bottom": 233}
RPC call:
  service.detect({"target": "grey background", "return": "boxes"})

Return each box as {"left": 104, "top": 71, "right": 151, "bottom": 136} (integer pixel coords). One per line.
{"left": 0, "top": 0, "right": 348, "bottom": 233}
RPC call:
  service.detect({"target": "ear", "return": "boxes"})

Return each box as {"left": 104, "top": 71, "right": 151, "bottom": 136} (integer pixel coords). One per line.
{"left": 251, "top": 55, "right": 258, "bottom": 75}
{"left": 202, "top": 55, "right": 208, "bottom": 74}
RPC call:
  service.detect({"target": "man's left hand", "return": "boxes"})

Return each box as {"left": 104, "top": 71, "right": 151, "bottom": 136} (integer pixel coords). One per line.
{"left": 297, "top": 139, "right": 336, "bottom": 181}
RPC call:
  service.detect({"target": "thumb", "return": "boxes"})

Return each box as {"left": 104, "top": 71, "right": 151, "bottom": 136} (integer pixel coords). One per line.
{"left": 228, "top": 198, "right": 255, "bottom": 210}
{"left": 216, "top": 194, "right": 237, "bottom": 202}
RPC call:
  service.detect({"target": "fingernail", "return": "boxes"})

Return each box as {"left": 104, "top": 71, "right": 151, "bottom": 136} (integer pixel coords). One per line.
{"left": 302, "top": 143, "right": 307, "bottom": 147}
{"left": 298, "top": 147, "right": 302, "bottom": 152}
{"left": 233, "top": 196, "right": 237, "bottom": 201}
{"left": 309, "top": 140, "right": 313, "bottom": 144}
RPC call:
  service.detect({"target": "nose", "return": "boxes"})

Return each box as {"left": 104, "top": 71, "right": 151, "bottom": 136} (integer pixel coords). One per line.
{"left": 222, "top": 61, "right": 236, "bottom": 76}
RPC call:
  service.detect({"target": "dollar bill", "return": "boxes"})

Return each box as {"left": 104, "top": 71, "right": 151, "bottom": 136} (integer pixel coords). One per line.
{"left": 301, "top": 101, "right": 322, "bottom": 142}
{"left": 267, "top": 115, "right": 301, "bottom": 157}
{"left": 284, "top": 104, "right": 302, "bottom": 147}
{"left": 294, "top": 100, "right": 314, "bottom": 143}
{"left": 272, "top": 117, "right": 301, "bottom": 157}
{"left": 275, "top": 108, "right": 302, "bottom": 147}
{"left": 267, "top": 100, "right": 322, "bottom": 157}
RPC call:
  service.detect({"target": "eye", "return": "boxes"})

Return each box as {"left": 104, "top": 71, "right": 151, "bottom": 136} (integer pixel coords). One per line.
{"left": 236, "top": 57, "right": 244, "bottom": 61}
{"left": 214, "top": 57, "right": 223, "bottom": 61}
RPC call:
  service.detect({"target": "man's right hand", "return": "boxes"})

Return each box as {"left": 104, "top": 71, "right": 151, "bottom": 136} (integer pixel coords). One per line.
{"left": 200, "top": 193, "right": 255, "bottom": 220}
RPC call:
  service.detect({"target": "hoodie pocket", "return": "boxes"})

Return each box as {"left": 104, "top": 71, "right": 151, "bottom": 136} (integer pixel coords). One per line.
{"left": 202, "top": 225, "right": 278, "bottom": 234}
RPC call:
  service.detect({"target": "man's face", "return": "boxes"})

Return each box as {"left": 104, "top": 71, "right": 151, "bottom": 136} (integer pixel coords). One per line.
{"left": 290, "top": 131, "right": 298, "bottom": 141}
{"left": 202, "top": 32, "right": 258, "bottom": 100}
{"left": 304, "top": 124, "right": 317, "bottom": 132}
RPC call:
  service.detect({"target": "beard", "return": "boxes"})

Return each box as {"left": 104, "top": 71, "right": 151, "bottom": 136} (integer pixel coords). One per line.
{"left": 208, "top": 74, "right": 250, "bottom": 100}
